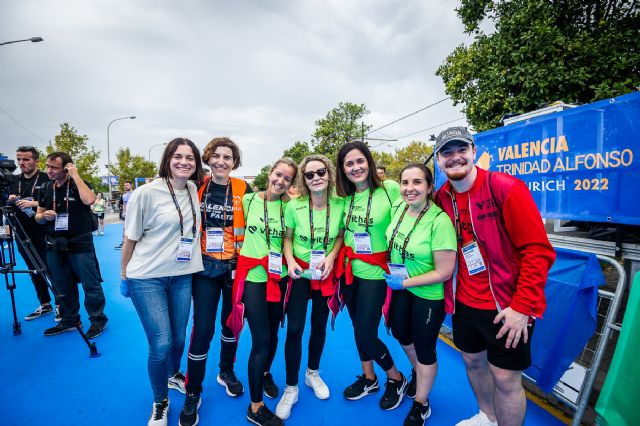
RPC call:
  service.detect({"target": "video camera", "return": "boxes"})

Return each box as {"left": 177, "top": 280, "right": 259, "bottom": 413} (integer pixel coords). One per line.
{"left": 0, "top": 156, "right": 17, "bottom": 206}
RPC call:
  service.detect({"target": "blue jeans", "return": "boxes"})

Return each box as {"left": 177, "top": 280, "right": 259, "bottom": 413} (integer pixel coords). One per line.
{"left": 130, "top": 274, "right": 192, "bottom": 402}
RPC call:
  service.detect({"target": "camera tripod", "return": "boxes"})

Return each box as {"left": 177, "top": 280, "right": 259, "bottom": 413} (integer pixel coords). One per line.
{"left": 0, "top": 206, "right": 99, "bottom": 357}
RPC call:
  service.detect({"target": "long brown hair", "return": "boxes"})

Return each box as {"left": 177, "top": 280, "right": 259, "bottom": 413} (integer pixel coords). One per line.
{"left": 335, "top": 141, "right": 382, "bottom": 197}
{"left": 158, "top": 138, "right": 204, "bottom": 182}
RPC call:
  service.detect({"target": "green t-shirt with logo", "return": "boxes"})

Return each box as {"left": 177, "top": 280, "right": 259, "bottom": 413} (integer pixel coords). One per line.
{"left": 385, "top": 201, "right": 457, "bottom": 300}
{"left": 240, "top": 193, "right": 289, "bottom": 282}
{"left": 343, "top": 181, "right": 401, "bottom": 279}
{"left": 284, "top": 195, "right": 345, "bottom": 263}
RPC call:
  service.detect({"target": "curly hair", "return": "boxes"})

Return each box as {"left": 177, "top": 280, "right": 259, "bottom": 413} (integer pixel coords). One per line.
{"left": 202, "top": 137, "right": 242, "bottom": 169}
{"left": 295, "top": 154, "right": 335, "bottom": 198}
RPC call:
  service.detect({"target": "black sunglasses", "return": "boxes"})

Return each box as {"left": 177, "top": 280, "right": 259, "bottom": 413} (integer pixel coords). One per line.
{"left": 303, "top": 168, "right": 327, "bottom": 180}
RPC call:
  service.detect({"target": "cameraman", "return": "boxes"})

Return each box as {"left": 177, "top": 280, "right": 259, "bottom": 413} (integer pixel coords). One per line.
{"left": 35, "top": 152, "right": 108, "bottom": 339}
{"left": 8, "top": 146, "right": 56, "bottom": 321}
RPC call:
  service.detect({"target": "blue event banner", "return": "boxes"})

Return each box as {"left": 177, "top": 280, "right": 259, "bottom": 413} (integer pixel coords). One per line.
{"left": 435, "top": 92, "right": 640, "bottom": 225}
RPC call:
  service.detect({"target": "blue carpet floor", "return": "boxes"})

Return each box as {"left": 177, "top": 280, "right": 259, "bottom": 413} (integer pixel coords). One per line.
{"left": 0, "top": 224, "right": 564, "bottom": 425}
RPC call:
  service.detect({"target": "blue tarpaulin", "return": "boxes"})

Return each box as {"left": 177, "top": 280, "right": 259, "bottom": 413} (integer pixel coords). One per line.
{"left": 525, "top": 247, "right": 603, "bottom": 393}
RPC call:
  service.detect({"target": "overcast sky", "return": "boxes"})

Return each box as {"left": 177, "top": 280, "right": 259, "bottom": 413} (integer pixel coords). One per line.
{"left": 1, "top": 0, "right": 471, "bottom": 176}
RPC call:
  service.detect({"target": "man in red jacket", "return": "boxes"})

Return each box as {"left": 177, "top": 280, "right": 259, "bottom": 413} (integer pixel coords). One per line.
{"left": 433, "top": 127, "right": 555, "bottom": 426}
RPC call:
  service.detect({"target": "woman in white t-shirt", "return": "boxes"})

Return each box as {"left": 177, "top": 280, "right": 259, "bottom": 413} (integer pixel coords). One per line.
{"left": 120, "top": 138, "right": 204, "bottom": 426}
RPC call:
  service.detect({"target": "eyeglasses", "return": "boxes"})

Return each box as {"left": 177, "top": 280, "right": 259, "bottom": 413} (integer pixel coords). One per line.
{"left": 303, "top": 168, "right": 327, "bottom": 180}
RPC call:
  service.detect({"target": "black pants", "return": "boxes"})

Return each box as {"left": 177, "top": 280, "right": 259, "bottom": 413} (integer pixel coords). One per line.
{"left": 342, "top": 276, "right": 394, "bottom": 371}
{"left": 284, "top": 278, "right": 329, "bottom": 386}
{"left": 46, "top": 250, "right": 107, "bottom": 327}
{"left": 389, "top": 290, "right": 445, "bottom": 365}
{"left": 185, "top": 268, "right": 237, "bottom": 394}
{"left": 16, "top": 234, "right": 53, "bottom": 305}
{"left": 244, "top": 278, "right": 286, "bottom": 403}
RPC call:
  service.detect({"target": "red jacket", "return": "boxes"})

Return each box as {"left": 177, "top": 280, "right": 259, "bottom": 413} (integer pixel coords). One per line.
{"left": 434, "top": 167, "right": 555, "bottom": 318}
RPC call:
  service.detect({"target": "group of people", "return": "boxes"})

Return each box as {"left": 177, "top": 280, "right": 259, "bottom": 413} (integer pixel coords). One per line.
{"left": 8, "top": 147, "right": 109, "bottom": 339}
{"left": 113, "top": 128, "right": 554, "bottom": 426}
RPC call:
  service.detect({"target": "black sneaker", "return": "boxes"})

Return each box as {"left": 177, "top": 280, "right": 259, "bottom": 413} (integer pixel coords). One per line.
{"left": 246, "top": 404, "right": 283, "bottom": 426}
{"left": 149, "top": 399, "right": 169, "bottom": 426}
{"left": 406, "top": 368, "right": 417, "bottom": 399}
{"left": 404, "top": 400, "right": 431, "bottom": 426}
{"left": 168, "top": 371, "right": 187, "bottom": 394}
{"left": 263, "top": 372, "right": 278, "bottom": 399}
{"left": 179, "top": 392, "right": 201, "bottom": 426}
{"left": 217, "top": 370, "right": 244, "bottom": 397}
{"left": 24, "top": 304, "right": 53, "bottom": 321}
{"left": 44, "top": 322, "right": 81, "bottom": 336}
{"left": 86, "top": 322, "right": 107, "bottom": 339}
{"left": 343, "top": 374, "right": 380, "bottom": 400}
{"left": 379, "top": 373, "right": 408, "bottom": 410}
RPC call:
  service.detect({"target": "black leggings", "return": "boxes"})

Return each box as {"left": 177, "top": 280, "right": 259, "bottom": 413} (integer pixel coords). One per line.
{"left": 389, "top": 290, "right": 445, "bottom": 365}
{"left": 244, "top": 278, "right": 286, "bottom": 403}
{"left": 342, "top": 276, "right": 394, "bottom": 371}
{"left": 284, "top": 278, "right": 329, "bottom": 386}
{"left": 185, "top": 270, "right": 236, "bottom": 394}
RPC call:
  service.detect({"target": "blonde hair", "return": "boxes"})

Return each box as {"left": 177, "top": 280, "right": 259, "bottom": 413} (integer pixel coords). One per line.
{"left": 268, "top": 157, "right": 299, "bottom": 200}
{"left": 296, "top": 154, "right": 335, "bottom": 198}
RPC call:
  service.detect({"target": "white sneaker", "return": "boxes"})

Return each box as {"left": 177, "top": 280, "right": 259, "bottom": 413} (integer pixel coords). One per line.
{"left": 275, "top": 385, "right": 298, "bottom": 420}
{"left": 455, "top": 410, "right": 498, "bottom": 426}
{"left": 148, "top": 399, "right": 169, "bottom": 426}
{"left": 305, "top": 368, "right": 330, "bottom": 399}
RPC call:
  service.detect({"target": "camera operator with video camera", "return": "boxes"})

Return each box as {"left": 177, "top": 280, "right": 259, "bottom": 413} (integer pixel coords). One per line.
{"left": 35, "top": 152, "right": 108, "bottom": 339}
{"left": 7, "top": 146, "right": 56, "bottom": 321}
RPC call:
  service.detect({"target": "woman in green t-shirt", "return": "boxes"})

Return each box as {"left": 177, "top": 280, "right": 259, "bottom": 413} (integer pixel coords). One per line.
{"left": 384, "top": 163, "right": 457, "bottom": 425}
{"left": 276, "top": 155, "right": 345, "bottom": 420}
{"left": 233, "top": 157, "right": 298, "bottom": 426}
{"left": 335, "top": 140, "right": 407, "bottom": 411}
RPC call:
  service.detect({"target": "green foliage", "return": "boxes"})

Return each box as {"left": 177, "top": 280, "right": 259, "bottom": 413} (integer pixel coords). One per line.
{"left": 437, "top": 0, "right": 640, "bottom": 131}
{"left": 311, "top": 102, "right": 371, "bottom": 162}
{"left": 252, "top": 165, "right": 271, "bottom": 191}
{"left": 39, "top": 123, "right": 101, "bottom": 180}
{"left": 372, "top": 141, "right": 433, "bottom": 180}
{"left": 109, "top": 148, "right": 158, "bottom": 191}
{"left": 283, "top": 141, "right": 312, "bottom": 164}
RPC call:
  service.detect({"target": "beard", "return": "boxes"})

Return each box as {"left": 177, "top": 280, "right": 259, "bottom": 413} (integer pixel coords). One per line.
{"left": 443, "top": 161, "right": 472, "bottom": 181}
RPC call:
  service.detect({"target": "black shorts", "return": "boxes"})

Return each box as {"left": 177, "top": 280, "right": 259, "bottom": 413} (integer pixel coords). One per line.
{"left": 452, "top": 300, "right": 534, "bottom": 371}
{"left": 95, "top": 212, "right": 104, "bottom": 219}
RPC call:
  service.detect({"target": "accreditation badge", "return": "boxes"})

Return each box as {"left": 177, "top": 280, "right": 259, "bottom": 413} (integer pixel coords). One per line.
{"left": 268, "top": 252, "right": 282, "bottom": 275}
{"left": 387, "top": 263, "right": 409, "bottom": 279}
{"left": 205, "top": 227, "right": 224, "bottom": 253}
{"left": 54, "top": 213, "right": 69, "bottom": 231}
{"left": 461, "top": 241, "right": 487, "bottom": 275}
{"left": 353, "top": 232, "right": 372, "bottom": 254}
{"left": 309, "top": 250, "right": 325, "bottom": 280}
{"left": 177, "top": 237, "right": 195, "bottom": 262}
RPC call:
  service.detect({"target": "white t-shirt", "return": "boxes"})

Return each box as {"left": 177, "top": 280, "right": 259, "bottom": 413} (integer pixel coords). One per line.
{"left": 125, "top": 179, "right": 204, "bottom": 279}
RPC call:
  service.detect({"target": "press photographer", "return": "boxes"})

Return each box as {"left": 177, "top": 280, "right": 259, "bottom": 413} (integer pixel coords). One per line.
{"left": 7, "top": 146, "right": 56, "bottom": 321}
{"left": 35, "top": 152, "right": 108, "bottom": 338}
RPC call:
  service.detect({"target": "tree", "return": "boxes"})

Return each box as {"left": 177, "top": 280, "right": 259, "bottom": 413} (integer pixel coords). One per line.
{"left": 282, "top": 141, "right": 312, "bottom": 164}
{"left": 436, "top": 0, "right": 640, "bottom": 131}
{"left": 373, "top": 141, "right": 433, "bottom": 180}
{"left": 39, "top": 123, "right": 101, "bottom": 180}
{"left": 311, "top": 102, "right": 371, "bottom": 162}
{"left": 252, "top": 165, "right": 271, "bottom": 191}
{"left": 109, "top": 148, "right": 158, "bottom": 191}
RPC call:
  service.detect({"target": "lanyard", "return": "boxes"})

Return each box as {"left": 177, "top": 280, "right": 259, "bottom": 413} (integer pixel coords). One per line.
{"left": 309, "top": 197, "right": 331, "bottom": 252}
{"left": 345, "top": 190, "right": 373, "bottom": 234}
{"left": 451, "top": 193, "right": 464, "bottom": 244}
{"left": 263, "top": 191, "right": 284, "bottom": 251}
{"left": 166, "top": 179, "right": 197, "bottom": 238}
{"left": 387, "top": 202, "right": 431, "bottom": 262}
{"left": 18, "top": 173, "right": 39, "bottom": 197}
{"left": 52, "top": 179, "right": 70, "bottom": 213}
{"left": 203, "top": 176, "right": 230, "bottom": 228}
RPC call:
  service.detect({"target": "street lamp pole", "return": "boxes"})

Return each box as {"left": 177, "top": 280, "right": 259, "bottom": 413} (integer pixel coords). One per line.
{"left": 148, "top": 142, "right": 167, "bottom": 161}
{"left": 0, "top": 37, "right": 44, "bottom": 46}
{"left": 107, "top": 116, "right": 136, "bottom": 197}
